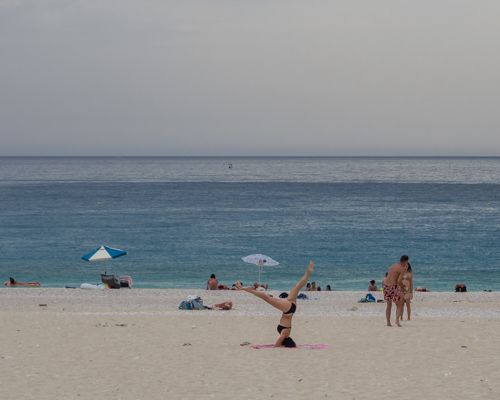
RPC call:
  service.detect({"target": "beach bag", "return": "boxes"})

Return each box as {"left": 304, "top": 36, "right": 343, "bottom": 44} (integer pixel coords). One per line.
{"left": 359, "top": 293, "right": 376, "bottom": 303}
{"left": 178, "top": 295, "right": 205, "bottom": 310}
{"left": 366, "top": 293, "right": 376, "bottom": 302}
{"left": 119, "top": 275, "right": 133, "bottom": 288}
{"left": 101, "top": 274, "right": 121, "bottom": 289}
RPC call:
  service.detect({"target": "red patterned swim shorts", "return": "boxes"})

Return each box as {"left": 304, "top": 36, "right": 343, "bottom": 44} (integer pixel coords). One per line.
{"left": 383, "top": 284, "right": 401, "bottom": 302}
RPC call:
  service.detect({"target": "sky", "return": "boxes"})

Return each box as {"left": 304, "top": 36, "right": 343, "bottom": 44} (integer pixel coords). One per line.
{"left": 1, "top": 0, "right": 499, "bottom": 156}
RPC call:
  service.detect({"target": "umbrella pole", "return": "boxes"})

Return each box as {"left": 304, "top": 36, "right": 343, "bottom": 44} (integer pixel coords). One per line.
{"left": 258, "top": 266, "right": 262, "bottom": 285}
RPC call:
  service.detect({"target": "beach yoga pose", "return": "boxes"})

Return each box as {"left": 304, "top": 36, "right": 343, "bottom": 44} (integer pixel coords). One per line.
{"left": 236, "top": 260, "right": 314, "bottom": 347}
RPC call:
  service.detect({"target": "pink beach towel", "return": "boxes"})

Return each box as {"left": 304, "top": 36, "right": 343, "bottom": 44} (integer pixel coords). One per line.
{"left": 251, "top": 344, "right": 329, "bottom": 350}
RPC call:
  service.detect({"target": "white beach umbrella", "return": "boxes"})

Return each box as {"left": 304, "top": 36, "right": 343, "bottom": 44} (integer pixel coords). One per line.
{"left": 242, "top": 254, "right": 279, "bottom": 284}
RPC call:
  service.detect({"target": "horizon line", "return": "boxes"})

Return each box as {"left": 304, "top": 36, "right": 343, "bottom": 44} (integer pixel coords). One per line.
{"left": 1, "top": 155, "right": 500, "bottom": 159}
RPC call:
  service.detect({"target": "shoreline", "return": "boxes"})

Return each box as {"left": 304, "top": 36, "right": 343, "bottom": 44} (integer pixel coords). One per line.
{"left": 7, "top": 285, "right": 498, "bottom": 293}
{"left": 3, "top": 285, "right": 496, "bottom": 292}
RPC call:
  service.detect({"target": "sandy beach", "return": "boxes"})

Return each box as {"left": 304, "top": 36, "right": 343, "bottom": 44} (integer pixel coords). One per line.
{"left": 1, "top": 288, "right": 500, "bottom": 400}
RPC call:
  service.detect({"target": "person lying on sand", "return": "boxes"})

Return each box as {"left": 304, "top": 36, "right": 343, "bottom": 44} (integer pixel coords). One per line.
{"left": 252, "top": 282, "right": 268, "bottom": 291}
{"left": 210, "top": 301, "right": 233, "bottom": 310}
{"left": 217, "top": 284, "right": 229, "bottom": 290}
{"left": 203, "top": 301, "right": 233, "bottom": 310}
{"left": 236, "top": 260, "right": 314, "bottom": 348}
{"left": 4, "top": 277, "right": 41, "bottom": 287}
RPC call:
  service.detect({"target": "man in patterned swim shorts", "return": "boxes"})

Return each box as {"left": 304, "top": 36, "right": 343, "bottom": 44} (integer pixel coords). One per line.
{"left": 383, "top": 284, "right": 401, "bottom": 303}
{"left": 384, "top": 255, "right": 409, "bottom": 327}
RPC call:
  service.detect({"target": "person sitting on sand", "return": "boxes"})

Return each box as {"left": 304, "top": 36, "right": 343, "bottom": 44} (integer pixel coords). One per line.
{"left": 206, "top": 274, "right": 218, "bottom": 290}
{"left": 455, "top": 283, "right": 467, "bottom": 292}
{"left": 325, "top": 284, "right": 332, "bottom": 291}
{"left": 236, "top": 260, "right": 315, "bottom": 348}
{"left": 384, "top": 255, "right": 409, "bottom": 327}
{"left": 3, "top": 277, "right": 41, "bottom": 287}
{"left": 368, "top": 280, "right": 378, "bottom": 291}
{"left": 232, "top": 281, "right": 246, "bottom": 290}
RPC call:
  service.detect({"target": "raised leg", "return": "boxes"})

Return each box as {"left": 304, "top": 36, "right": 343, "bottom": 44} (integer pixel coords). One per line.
{"left": 236, "top": 281, "right": 291, "bottom": 312}
{"left": 288, "top": 260, "right": 314, "bottom": 301}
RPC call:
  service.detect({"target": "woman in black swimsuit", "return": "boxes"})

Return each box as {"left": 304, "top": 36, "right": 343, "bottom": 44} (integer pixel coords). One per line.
{"left": 236, "top": 260, "right": 314, "bottom": 347}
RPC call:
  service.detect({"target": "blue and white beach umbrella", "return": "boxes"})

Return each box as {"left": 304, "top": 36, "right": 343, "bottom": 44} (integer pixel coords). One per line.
{"left": 242, "top": 254, "right": 279, "bottom": 284}
{"left": 82, "top": 245, "right": 127, "bottom": 262}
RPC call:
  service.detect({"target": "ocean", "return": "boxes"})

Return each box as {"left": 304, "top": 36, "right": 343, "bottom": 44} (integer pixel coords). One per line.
{"left": 1, "top": 156, "right": 499, "bottom": 291}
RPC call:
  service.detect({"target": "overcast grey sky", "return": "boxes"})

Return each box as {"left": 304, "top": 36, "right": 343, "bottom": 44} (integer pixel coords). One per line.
{"left": 1, "top": 0, "right": 499, "bottom": 156}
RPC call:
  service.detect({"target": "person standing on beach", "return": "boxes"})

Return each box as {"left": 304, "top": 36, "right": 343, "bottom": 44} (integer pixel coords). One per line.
{"left": 384, "top": 255, "right": 409, "bottom": 327}
{"left": 401, "top": 263, "right": 413, "bottom": 320}
{"left": 236, "top": 260, "right": 314, "bottom": 347}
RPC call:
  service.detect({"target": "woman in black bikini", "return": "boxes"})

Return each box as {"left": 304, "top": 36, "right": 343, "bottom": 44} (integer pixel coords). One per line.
{"left": 236, "top": 260, "right": 314, "bottom": 347}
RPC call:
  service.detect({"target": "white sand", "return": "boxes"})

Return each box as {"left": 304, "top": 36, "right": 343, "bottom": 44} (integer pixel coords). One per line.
{"left": 1, "top": 289, "right": 499, "bottom": 400}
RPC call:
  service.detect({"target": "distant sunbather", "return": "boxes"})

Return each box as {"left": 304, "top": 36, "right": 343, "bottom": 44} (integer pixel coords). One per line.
{"left": 202, "top": 301, "right": 233, "bottom": 310}
{"left": 217, "top": 284, "right": 229, "bottom": 290}
{"left": 211, "top": 301, "right": 233, "bottom": 310}
{"left": 4, "top": 277, "right": 41, "bottom": 287}
{"left": 253, "top": 282, "right": 268, "bottom": 291}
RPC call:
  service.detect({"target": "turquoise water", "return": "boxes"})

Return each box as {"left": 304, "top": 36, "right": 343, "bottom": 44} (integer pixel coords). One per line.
{"left": 1, "top": 157, "right": 499, "bottom": 291}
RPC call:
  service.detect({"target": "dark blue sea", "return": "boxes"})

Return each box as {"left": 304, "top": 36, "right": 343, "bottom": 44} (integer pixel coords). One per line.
{"left": 1, "top": 157, "right": 499, "bottom": 291}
